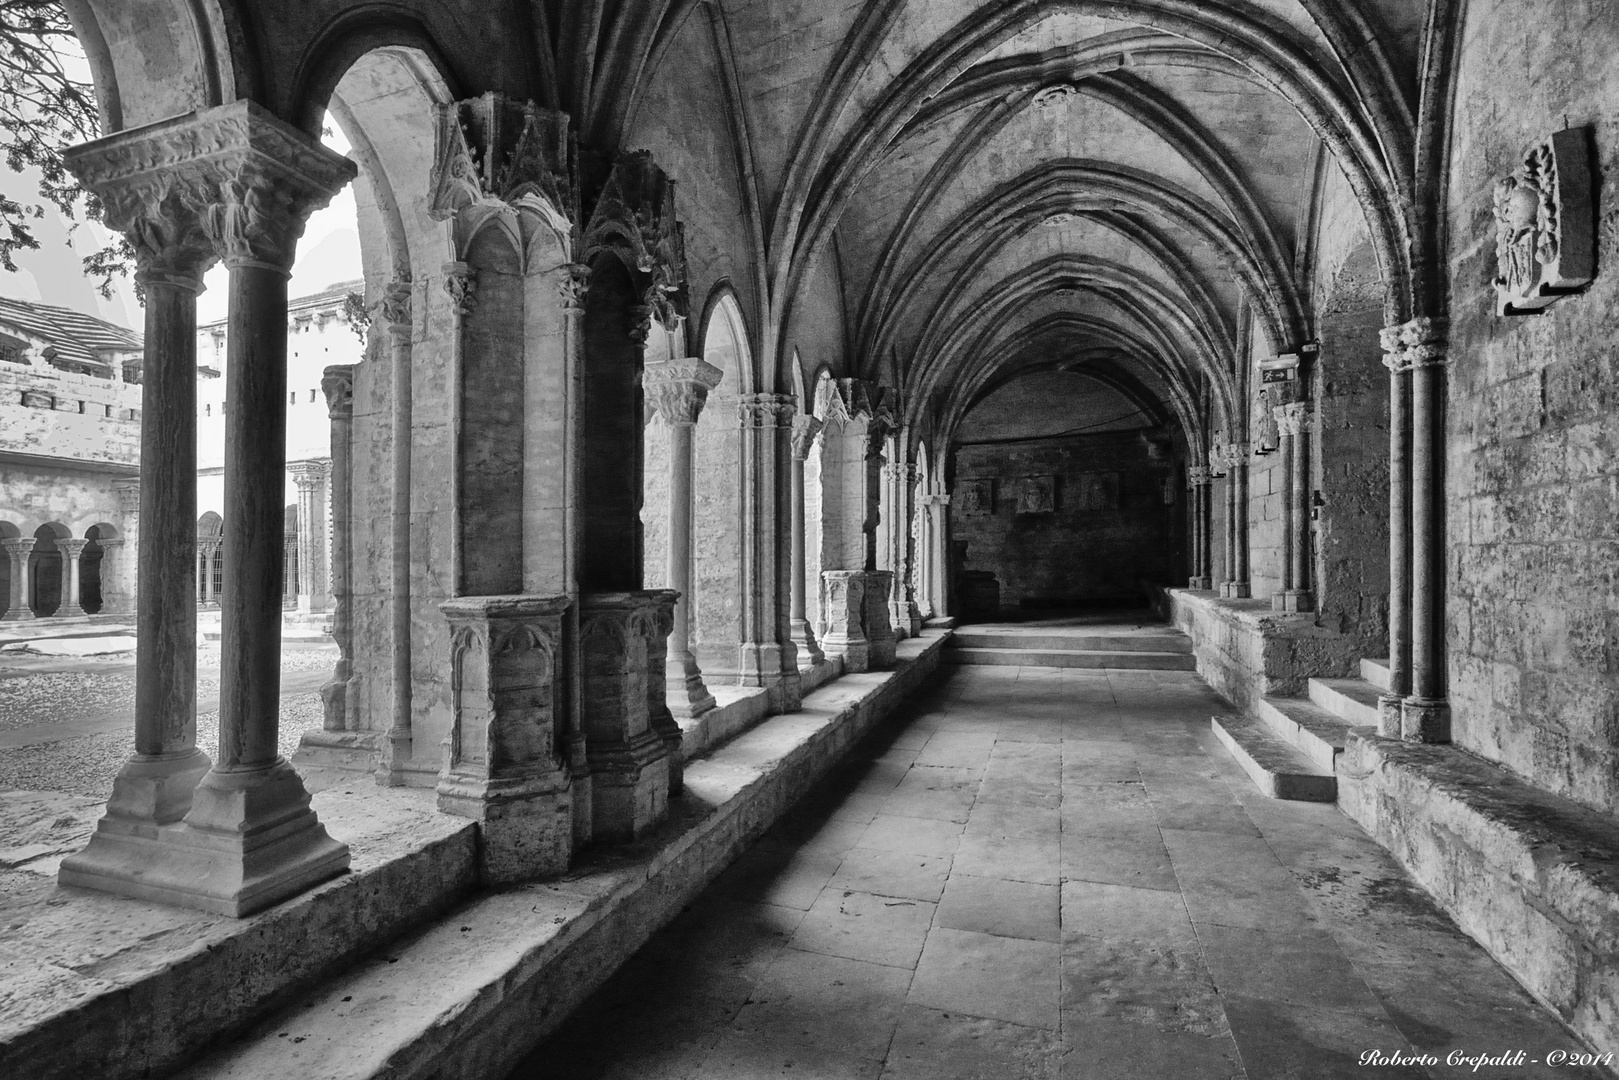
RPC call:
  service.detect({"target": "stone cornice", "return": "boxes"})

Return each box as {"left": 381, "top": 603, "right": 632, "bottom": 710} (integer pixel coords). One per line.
{"left": 642, "top": 358, "right": 723, "bottom": 425}
{"left": 64, "top": 100, "right": 357, "bottom": 275}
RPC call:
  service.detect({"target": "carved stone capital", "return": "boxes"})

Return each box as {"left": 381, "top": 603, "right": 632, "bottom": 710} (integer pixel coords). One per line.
{"left": 558, "top": 263, "right": 590, "bottom": 311}
{"left": 2, "top": 538, "right": 36, "bottom": 557}
{"left": 429, "top": 95, "right": 575, "bottom": 234}
{"left": 115, "top": 477, "right": 141, "bottom": 513}
{"left": 581, "top": 151, "right": 686, "bottom": 326}
{"left": 1274, "top": 402, "right": 1313, "bottom": 436}
{"left": 322, "top": 365, "right": 355, "bottom": 419}
{"left": 57, "top": 538, "right": 89, "bottom": 558}
{"left": 377, "top": 279, "right": 411, "bottom": 335}
{"left": 66, "top": 100, "right": 357, "bottom": 275}
{"left": 444, "top": 262, "right": 478, "bottom": 317}
{"left": 790, "top": 414, "right": 823, "bottom": 460}
{"left": 1187, "top": 465, "right": 1213, "bottom": 486}
{"left": 1493, "top": 128, "right": 1595, "bottom": 316}
{"left": 288, "top": 459, "right": 332, "bottom": 489}
{"left": 642, "top": 358, "right": 723, "bottom": 426}
{"left": 1400, "top": 317, "right": 1449, "bottom": 369}
{"left": 738, "top": 393, "right": 797, "bottom": 428}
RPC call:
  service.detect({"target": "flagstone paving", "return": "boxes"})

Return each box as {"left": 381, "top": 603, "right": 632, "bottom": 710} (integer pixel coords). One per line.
{"left": 510, "top": 664, "right": 1609, "bottom": 1080}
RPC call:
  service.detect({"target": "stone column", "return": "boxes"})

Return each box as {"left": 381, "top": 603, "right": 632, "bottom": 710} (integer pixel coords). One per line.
{"left": 1187, "top": 466, "right": 1213, "bottom": 589}
{"left": 1273, "top": 403, "right": 1314, "bottom": 612}
{"left": 864, "top": 569, "right": 897, "bottom": 669}
{"left": 57, "top": 107, "right": 221, "bottom": 906}
{"left": 820, "top": 569, "right": 868, "bottom": 670}
{"left": 879, "top": 459, "right": 906, "bottom": 640}
{"left": 57, "top": 538, "right": 88, "bottom": 617}
{"left": 923, "top": 493, "right": 951, "bottom": 618}
{"left": 642, "top": 358, "right": 722, "bottom": 719}
{"left": 790, "top": 412, "right": 824, "bottom": 666}
{"left": 1379, "top": 325, "right": 1412, "bottom": 735}
{"left": 1403, "top": 318, "right": 1449, "bottom": 744}
{"left": 2, "top": 539, "right": 35, "bottom": 620}
{"left": 97, "top": 539, "right": 127, "bottom": 614}
{"left": 861, "top": 416, "right": 899, "bottom": 665}
{"left": 319, "top": 365, "right": 354, "bottom": 728}
{"left": 113, "top": 476, "right": 141, "bottom": 613}
{"left": 61, "top": 101, "right": 356, "bottom": 917}
{"left": 438, "top": 595, "right": 573, "bottom": 882}
{"left": 737, "top": 393, "right": 796, "bottom": 697}
{"left": 559, "top": 265, "right": 592, "bottom": 848}
{"left": 580, "top": 590, "right": 679, "bottom": 842}
{"left": 289, "top": 460, "right": 331, "bottom": 615}
{"left": 1221, "top": 444, "right": 1251, "bottom": 598}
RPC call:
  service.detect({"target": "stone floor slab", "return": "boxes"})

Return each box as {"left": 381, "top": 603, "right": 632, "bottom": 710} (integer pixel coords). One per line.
{"left": 908, "top": 926, "right": 1062, "bottom": 1030}
{"left": 936, "top": 873, "right": 1061, "bottom": 942}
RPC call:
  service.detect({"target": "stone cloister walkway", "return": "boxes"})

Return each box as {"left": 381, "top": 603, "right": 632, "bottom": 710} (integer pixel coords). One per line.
{"left": 512, "top": 663, "right": 1602, "bottom": 1080}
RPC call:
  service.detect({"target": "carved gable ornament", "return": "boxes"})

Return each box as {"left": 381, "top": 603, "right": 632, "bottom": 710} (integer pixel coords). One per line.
{"left": 429, "top": 94, "right": 577, "bottom": 251}
{"left": 1493, "top": 128, "right": 1595, "bottom": 316}
{"left": 582, "top": 151, "right": 688, "bottom": 328}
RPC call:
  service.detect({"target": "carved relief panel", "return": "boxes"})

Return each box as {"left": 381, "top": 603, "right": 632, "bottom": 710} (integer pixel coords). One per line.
{"left": 1494, "top": 128, "right": 1595, "bottom": 316}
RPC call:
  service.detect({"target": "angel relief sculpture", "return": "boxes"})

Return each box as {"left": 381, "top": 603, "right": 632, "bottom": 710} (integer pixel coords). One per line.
{"left": 1493, "top": 129, "right": 1595, "bottom": 316}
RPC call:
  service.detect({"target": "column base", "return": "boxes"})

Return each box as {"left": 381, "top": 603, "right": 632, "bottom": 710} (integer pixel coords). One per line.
{"left": 790, "top": 619, "right": 825, "bottom": 666}
{"left": 587, "top": 730, "right": 671, "bottom": 844}
{"left": 667, "top": 671, "right": 716, "bottom": 720}
{"left": 1271, "top": 589, "right": 1314, "bottom": 612}
{"left": 438, "top": 770, "right": 573, "bottom": 883}
{"left": 823, "top": 636, "right": 871, "bottom": 673}
{"left": 737, "top": 641, "right": 785, "bottom": 689}
{"left": 291, "top": 728, "right": 382, "bottom": 774}
{"left": 888, "top": 601, "right": 910, "bottom": 641}
{"left": 62, "top": 758, "right": 349, "bottom": 917}
{"left": 0, "top": 609, "right": 37, "bottom": 621}
{"left": 1187, "top": 576, "right": 1212, "bottom": 591}
{"left": 1401, "top": 696, "right": 1450, "bottom": 744}
{"left": 1376, "top": 694, "right": 1404, "bottom": 738}
{"left": 1220, "top": 581, "right": 1251, "bottom": 599}
{"left": 906, "top": 602, "right": 924, "bottom": 637}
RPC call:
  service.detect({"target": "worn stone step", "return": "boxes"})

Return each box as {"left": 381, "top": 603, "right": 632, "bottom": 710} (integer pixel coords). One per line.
{"left": 1308, "top": 677, "right": 1383, "bottom": 727}
{"left": 1253, "top": 696, "right": 1354, "bottom": 773}
{"left": 950, "top": 631, "right": 1191, "bottom": 654}
{"left": 1359, "top": 658, "right": 1392, "bottom": 692}
{"left": 945, "top": 647, "right": 1197, "bottom": 670}
{"left": 1212, "top": 714, "right": 1337, "bottom": 802}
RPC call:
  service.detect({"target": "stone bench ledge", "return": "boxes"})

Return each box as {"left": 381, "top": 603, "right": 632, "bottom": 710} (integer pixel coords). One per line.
{"left": 1339, "top": 731, "right": 1619, "bottom": 1058}
{"left": 142, "top": 632, "right": 946, "bottom": 1080}
{"left": 0, "top": 785, "right": 478, "bottom": 1080}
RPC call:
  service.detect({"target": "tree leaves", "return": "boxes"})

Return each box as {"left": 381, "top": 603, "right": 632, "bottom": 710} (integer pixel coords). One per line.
{"left": 0, "top": 1, "right": 133, "bottom": 299}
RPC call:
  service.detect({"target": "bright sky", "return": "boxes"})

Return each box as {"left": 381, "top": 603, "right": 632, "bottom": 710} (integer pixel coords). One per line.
{"left": 0, "top": 115, "right": 363, "bottom": 330}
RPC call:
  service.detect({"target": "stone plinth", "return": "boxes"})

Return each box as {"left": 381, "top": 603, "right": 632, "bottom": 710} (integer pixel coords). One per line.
{"left": 580, "top": 591, "right": 678, "bottom": 843}
{"left": 863, "top": 569, "right": 898, "bottom": 670}
{"left": 437, "top": 595, "right": 574, "bottom": 883}
{"left": 819, "top": 570, "right": 868, "bottom": 672}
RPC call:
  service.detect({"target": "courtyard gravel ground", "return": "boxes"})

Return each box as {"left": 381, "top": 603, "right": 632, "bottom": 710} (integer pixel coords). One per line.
{"left": 0, "top": 644, "right": 337, "bottom": 799}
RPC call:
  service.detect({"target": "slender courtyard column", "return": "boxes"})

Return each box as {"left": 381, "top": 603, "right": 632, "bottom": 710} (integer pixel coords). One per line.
{"left": 60, "top": 102, "right": 357, "bottom": 916}
{"left": 2, "top": 539, "right": 34, "bottom": 620}
{"left": 290, "top": 460, "right": 331, "bottom": 615}
{"left": 57, "top": 107, "right": 223, "bottom": 902}
{"left": 1273, "top": 403, "right": 1314, "bottom": 612}
{"left": 1188, "top": 466, "right": 1212, "bottom": 589}
{"left": 790, "top": 412, "right": 824, "bottom": 665}
{"left": 1403, "top": 317, "right": 1449, "bottom": 744}
{"left": 1379, "top": 324, "right": 1412, "bottom": 735}
{"left": 1221, "top": 443, "right": 1251, "bottom": 598}
{"left": 56, "top": 538, "right": 88, "bottom": 616}
{"left": 643, "top": 358, "right": 722, "bottom": 719}
{"left": 114, "top": 476, "right": 141, "bottom": 612}
{"left": 737, "top": 392, "right": 797, "bottom": 693}
{"left": 177, "top": 105, "right": 356, "bottom": 916}
{"left": 319, "top": 365, "right": 355, "bottom": 728}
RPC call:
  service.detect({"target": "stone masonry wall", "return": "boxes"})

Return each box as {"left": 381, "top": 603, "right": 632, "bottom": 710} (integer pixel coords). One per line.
{"left": 951, "top": 429, "right": 1179, "bottom": 608}
{"left": 1446, "top": 1, "right": 1619, "bottom": 816}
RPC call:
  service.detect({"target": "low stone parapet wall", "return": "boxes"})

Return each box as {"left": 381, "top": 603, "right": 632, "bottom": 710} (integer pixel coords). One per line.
{"left": 0, "top": 787, "right": 478, "bottom": 1080}
{"left": 3, "top": 631, "right": 945, "bottom": 1080}
{"left": 1154, "top": 587, "right": 1359, "bottom": 710}
{"left": 1338, "top": 731, "right": 1619, "bottom": 1060}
